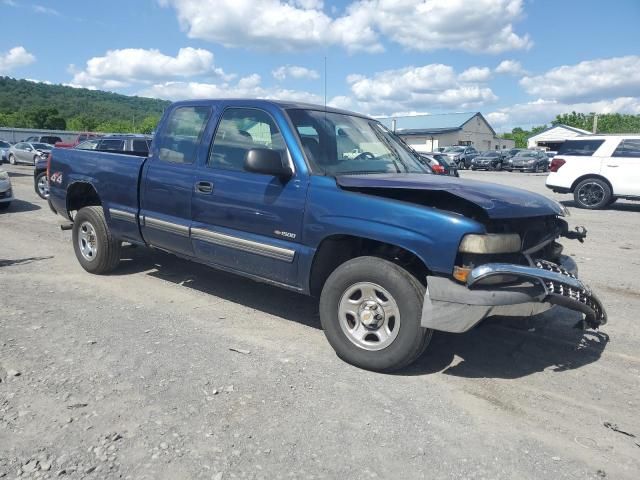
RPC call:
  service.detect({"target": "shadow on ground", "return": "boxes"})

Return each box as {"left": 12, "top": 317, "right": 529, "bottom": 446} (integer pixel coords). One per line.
{"left": 115, "top": 245, "right": 609, "bottom": 379}
{"left": 561, "top": 199, "right": 640, "bottom": 213}
{"left": 116, "top": 246, "right": 320, "bottom": 330}
{"left": 1, "top": 199, "right": 41, "bottom": 213}
{"left": 0, "top": 255, "right": 53, "bottom": 268}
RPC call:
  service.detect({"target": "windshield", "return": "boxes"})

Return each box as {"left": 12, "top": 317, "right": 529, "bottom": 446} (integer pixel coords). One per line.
{"left": 516, "top": 151, "right": 537, "bottom": 158}
{"left": 0, "top": 141, "right": 10, "bottom": 148}
{"left": 443, "top": 146, "right": 464, "bottom": 153}
{"left": 287, "top": 109, "right": 430, "bottom": 175}
{"left": 481, "top": 151, "right": 499, "bottom": 156}
{"left": 32, "top": 143, "right": 52, "bottom": 150}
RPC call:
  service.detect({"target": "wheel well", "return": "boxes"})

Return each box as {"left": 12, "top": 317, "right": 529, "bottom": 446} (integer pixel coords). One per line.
{"left": 66, "top": 182, "right": 102, "bottom": 215}
{"left": 309, "top": 235, "right": 430, "bottom": 297}
{"left": 571, "top": 174, "right": 613, "bottom": 194}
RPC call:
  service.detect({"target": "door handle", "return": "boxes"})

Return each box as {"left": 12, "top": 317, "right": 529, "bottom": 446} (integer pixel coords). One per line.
{"left": 195, "top": 181, "right": 213, "bottom": 194}
{"left": 606, "top": 165, "right": 619, "bottom": 168}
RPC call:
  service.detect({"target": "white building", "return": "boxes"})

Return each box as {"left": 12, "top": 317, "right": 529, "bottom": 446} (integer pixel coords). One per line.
{"left": 526, "top": 124, "right": 592, "bottom": 150}
{"left": 379, "top": 112, "right": 515, "bottom": 153}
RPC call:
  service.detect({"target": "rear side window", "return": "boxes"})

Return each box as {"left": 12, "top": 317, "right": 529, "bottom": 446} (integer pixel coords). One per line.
{"left": 157, "top": 106, "right": 211, "bottom": 164}
{"left": 557, "top": 139, "right": 605, "bottom": 156}
{"left": 132, "top": 139, "right": 150, "bottom": 153}
{"left": 612, "top": 139, "right": 640, "bottom": 158}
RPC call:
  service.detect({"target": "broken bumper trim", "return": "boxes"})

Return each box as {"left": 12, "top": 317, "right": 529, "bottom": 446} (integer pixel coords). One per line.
{"left": 422, "top": 255, "right": 607, "bottom": 333}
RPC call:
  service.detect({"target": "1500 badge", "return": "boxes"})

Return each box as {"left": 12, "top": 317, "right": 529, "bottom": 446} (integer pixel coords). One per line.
{"left": 274, "top": 230, "right": 296, "bottom": 239}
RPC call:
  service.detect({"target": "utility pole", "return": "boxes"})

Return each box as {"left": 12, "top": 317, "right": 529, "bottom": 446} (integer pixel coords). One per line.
{"left": 592, "top": 114, "right": 598, "bottom": 134}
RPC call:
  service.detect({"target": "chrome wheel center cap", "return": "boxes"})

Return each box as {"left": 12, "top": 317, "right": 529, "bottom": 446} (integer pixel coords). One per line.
{"left": 359, "top": 301, "right": 383, "bottom": 328}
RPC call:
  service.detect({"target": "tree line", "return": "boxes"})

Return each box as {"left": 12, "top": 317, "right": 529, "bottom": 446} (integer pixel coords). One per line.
{"left": 0, "top": 76, "right": 169, "bottom": 134}
{"left": 501, "top": 112, "right": 640, "bottom": 148}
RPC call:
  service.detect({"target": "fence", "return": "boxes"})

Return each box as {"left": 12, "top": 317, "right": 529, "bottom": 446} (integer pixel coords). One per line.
{"left": 0, "top": 127, "right": 82, "bottom": 143}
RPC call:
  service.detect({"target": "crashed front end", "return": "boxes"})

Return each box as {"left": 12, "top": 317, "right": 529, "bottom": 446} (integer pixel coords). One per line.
{"left": 422, "top": 215, "right": 607, "bottom": 333}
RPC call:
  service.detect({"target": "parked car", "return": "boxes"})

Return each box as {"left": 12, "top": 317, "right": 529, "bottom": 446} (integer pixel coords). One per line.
{"left": 0, "top": 140, "right": 11, "bottom": 162}
{"left": 545, "top": 150, "right": 558, "bottom": 166}
{"left": 546, "top": 135, "right": 640, "bottom": 209}
{"left": 504, "top": 148, "right": 525, "bottom": 160}
{"left": 75, "top": 135, "right": 152, "bottom": 155}
{"left": 420, "top": 153, "right": 459, "bottom": 176}
{"left": 0, "top": 167, "right": 13, "bottom": 210}
{"left": 470, "top": 150, "right": 504, "bottom": 171}
{"left": 505, "top": 150, "right": 549, "bottom": 172}
{"left": 441, "top": 145, "right": 478, "bottom": 169}
{"left": 33, "top": 135, "right": 152, "bottom": 200}
{"left": 54, "top": 132, "right": 101, "bottom": 149}
{"left": 23, "top": 135, "right": 62, "bottom": 145}
{"left": 47, "top": 99, "right": 606, "bottom": 372}
{"left": 7, "top": 142, "right": 52, "bottom": 165}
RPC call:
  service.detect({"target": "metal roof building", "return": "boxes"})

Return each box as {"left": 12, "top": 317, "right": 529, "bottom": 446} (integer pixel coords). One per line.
{"left": 378, "top": 112, "right": 514, "bottom": 152}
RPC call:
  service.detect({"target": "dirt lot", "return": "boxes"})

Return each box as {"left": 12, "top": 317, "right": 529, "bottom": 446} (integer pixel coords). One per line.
{"left": 1, "top": 164, "right": 639, "bottom": 479}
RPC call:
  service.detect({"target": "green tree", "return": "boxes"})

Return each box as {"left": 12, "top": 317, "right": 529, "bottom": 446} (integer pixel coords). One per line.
{"left": 67, "top": 115, "right": 99, "bottom": 132}
{"left": 139, "top": 115, "right": 160, "bottom": 134}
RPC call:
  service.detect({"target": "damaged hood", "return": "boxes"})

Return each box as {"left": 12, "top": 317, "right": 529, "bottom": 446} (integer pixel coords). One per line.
{"left": 336, "top": 173, "right": 564, "bottom": 219}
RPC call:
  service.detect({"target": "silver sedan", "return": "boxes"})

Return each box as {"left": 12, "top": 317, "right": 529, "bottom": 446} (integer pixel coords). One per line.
{"left": 7, "top": 142, "right": 52, "bottom": 165}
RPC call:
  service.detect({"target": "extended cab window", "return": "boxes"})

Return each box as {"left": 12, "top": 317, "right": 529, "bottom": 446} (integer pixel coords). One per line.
{"left": 76, "top": 139, "right": 100, "bottom": 150}
{"left": 612, "top": 139, "right": 640, "bottom": 158}
{"left": 158, "top": 106, "right": 211, "bottom": 164}
{"left": 557, "top": 139, "right": 604, "bottom": 156}
{"left": 132, "top": 139, "right": 150, "bottom": 153}
{"left": 208, "top": 108, "right": 285, "bottom": 171}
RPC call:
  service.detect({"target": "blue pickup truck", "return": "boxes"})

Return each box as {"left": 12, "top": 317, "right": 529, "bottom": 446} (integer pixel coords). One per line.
{"left": 47, "top": 99, "right": 607, "bottom": 371}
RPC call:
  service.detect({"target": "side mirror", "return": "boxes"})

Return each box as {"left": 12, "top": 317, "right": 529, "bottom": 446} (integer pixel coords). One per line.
{"left": 25, "top": 147, "right": 32, "bottom": 152}
{"left": 244, "top": 148, "right": 292, "bottom": 179}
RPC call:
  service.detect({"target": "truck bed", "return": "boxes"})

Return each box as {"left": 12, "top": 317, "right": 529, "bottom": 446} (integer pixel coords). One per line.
{"left": 49, "top": 147, "right": 147, "bottom": 243}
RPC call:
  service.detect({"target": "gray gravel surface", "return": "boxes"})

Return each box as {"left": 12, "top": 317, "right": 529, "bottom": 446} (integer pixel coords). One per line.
{"left": 1, "top": 165, "right": 639, "bottom": 479}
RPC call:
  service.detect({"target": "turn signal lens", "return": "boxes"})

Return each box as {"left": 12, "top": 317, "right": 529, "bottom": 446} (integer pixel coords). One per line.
{"left": 453, "top": 266, "right": 472, "bottom": 283}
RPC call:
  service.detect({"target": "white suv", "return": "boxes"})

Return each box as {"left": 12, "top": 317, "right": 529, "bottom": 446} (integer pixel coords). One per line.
{"left": 546, "top": 135, "right": 640, "bottom": 209}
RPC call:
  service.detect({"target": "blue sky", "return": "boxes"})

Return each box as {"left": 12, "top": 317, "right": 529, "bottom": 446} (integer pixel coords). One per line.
{"left": 1, "top": 0, "right": 639, "bottom": 131}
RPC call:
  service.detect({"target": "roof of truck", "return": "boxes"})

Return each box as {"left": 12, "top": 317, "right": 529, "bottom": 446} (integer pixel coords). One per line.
{"left": 170, "top": 98, "right": 371, "bottom": 119}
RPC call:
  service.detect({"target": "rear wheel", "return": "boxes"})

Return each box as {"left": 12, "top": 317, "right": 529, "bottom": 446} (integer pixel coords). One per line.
{"left": 573, "top": 178, "right": 612, "bottom": 210}
{"left": 319, "top": 256, "right": 432, "bottom": 372}
{"left": 72, "top": 206, "right": 121, "bottom": 274}
{"left": 35, "top": 172, "right": 49, "bottom": 199}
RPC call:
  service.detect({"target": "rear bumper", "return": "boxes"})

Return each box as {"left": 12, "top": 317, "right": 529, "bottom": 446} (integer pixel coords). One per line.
{"left": 422, "top": 255, "right": 607, "bottom": 333}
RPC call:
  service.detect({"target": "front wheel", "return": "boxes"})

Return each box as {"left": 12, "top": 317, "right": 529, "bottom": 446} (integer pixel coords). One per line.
{"left": 319, "top": 256, "right": 432, "bottom": 372}
{"left": 35, "top": 172, "right": 49, "bottom": 199}
{"left": 573, "top": 178, "right": 612, "bottom": 210}
{"left": 72, "top": 206, "right": 121, "bottom": 274}
{"left": 8, "top": 154, "right": 16, "bottom": 165}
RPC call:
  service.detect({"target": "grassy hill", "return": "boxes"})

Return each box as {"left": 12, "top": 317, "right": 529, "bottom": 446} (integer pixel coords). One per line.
{"left": 0, "top": 76, "right": 170, "bottom": 133}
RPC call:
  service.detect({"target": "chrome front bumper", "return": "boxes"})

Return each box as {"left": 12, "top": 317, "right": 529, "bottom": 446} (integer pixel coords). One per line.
{"left": 422, "top": 255, "right": 607, "bottom": 333}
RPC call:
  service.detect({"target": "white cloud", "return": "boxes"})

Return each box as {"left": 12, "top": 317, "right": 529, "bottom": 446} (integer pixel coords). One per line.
{"left": 272, "top": 65, "right": 319, "bottom": 81}
{"left": 0, "top": 46, "right": 36, "bottom": 74}
{"left": 159, "top": 0, "right": 531, "bottom": 53}
{"left": 69, "top": 47, "right": 229, "bottom": 90}
{"left": 520, "top": 56, "right": 640, "bottom": 102}
{"left": 33, "top": 4, "right": 60, "bottom": 15}
{"left": 487, "top": 97, "right": 640, "bottom": 131}
{"left": 346, "top": 63, "right": 497, "bottom": 115}
{"left": 458, "top": 66, "right": 492, "bottom": 82}
{"left": 139, "top": 78, "right": 323, "bottom": 104}
{"left": 495, "top": 59, "right": 526, "bottom": 75}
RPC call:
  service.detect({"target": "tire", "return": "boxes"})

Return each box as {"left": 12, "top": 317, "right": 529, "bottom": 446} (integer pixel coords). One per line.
{"left": 319, "top": 256, "right": 432, "bottom": 372}
{"left": 505, "top": 169, "right": 512, "bottom": 172}
{"left": 607, "top": 198, "right": 618, "bottom": 206}
{"left": 573, "top": 178, "right": 612, "bottom": 210}
{"left": 495, "top": 162, "right": 502, "bottom": 171}
{"left": 8, "top": 154, "right": 16, "bottom": 165}
{"left": 33, "top": 155, "right": 39, "bottom": 166}
{"left": 471, "top": 167, "right": 476, "bottom": 171}
{"left": 0, "top": 202, "right": 10, "bottom": 211}
{"left": 72, "top": 206, "right": 121, "bottom": 274}
{"left": 35, "top": 171, "right": 49, "bottom": 199}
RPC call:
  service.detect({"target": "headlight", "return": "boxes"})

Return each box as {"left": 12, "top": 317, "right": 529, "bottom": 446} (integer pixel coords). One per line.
{"left": 0, "top": 171, "right": 8, "bottom": 180}
{"left": 459, "top": 233, "right": 521, "bottom": 254}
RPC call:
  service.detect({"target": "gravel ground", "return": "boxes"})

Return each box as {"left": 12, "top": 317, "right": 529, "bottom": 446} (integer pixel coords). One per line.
{"left": 1, "top": 164, "right": 639, "bottom": 480}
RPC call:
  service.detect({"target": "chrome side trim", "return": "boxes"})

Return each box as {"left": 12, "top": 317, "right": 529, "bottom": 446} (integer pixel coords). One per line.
{"left": 143, "top": 215, "right": 189, "bottom": 237}
{"left": 191, "top": 227, "right": 295, "bottom": 263}
{"left": 109, "top": 208, "right": 136, "bottom": 223}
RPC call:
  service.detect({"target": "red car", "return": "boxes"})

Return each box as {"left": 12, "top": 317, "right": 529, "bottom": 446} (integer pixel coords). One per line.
{"left": 54, "top": 132, "right": 101, "bottom": 148}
